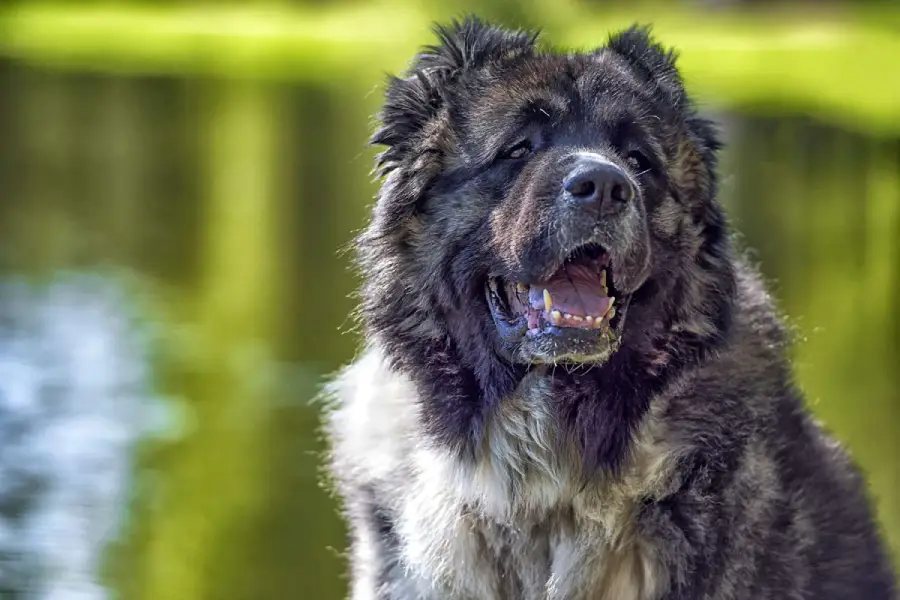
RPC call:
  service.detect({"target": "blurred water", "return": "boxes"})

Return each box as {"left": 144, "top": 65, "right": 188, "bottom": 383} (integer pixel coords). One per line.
{"left": 0, "top": 273, "right": 172, "bottom": 600}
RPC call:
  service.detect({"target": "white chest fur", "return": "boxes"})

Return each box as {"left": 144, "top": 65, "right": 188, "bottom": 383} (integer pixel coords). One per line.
{"left": 328, "top": 351, "right": 677, "bottom": 600}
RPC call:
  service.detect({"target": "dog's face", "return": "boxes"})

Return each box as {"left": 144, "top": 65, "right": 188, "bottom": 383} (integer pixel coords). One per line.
{"left": 472, "top": 67, "right": 656, "bottom": 366}
{"left": 357, "top": 18, "right": 734, "bottom": 457}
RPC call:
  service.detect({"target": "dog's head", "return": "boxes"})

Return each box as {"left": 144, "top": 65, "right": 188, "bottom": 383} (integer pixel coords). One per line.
{"left": 356, "top": 18, "right": 736, "bottom": 464}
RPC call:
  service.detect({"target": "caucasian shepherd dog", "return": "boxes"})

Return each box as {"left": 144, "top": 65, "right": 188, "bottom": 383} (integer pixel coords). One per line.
{"left": 324, "top": 17, "right": 898, "bottom": 600}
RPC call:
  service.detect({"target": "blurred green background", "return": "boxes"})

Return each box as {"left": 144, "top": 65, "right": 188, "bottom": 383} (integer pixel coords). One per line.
{"left": 0, "top": 1, "right": 898, "bottom": 599}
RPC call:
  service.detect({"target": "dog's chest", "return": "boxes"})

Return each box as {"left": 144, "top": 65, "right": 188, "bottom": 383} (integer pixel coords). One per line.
{"left": 429, "top": 508, "right": 665, "bottom": 600}
{"left": 396, "top": 376, "right": 670, "bottom": 600}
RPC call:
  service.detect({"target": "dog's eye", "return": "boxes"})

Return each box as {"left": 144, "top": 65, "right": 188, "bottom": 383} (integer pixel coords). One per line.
{"left": 499, "top": 140, "right": 533, "bottom": 161}
{"left": 625, "top": 150, "right": 652, "bottom": 174}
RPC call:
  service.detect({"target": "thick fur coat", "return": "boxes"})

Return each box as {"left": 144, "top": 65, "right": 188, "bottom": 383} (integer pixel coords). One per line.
{"left": 323, "top": 18, "right": 898, "bottom": 600}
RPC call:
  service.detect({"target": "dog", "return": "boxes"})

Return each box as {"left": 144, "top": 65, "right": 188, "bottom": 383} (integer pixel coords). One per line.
{"left": 323, "top": 17, "right": 898, "bottom": 600}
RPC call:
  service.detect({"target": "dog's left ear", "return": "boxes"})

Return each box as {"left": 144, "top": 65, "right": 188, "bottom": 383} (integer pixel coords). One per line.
{"left": 607, "top": 25, "right": 721, "bottom": 197}
{"left": 605, "top": 25, "right": 686, "bottom": 105}
{"left": 605, "top": 24, "right": 721, "bottom": 150}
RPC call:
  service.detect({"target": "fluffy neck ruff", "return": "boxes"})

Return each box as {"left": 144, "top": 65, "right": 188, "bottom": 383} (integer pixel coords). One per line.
{"left": 363, "top": 265, "right": 736, "bottom": 478}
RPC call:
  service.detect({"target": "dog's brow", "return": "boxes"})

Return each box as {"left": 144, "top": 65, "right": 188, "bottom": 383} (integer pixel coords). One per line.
{"left": 499, "top": 99, "right": 556, "bottom": 131}
{"left": 607, "top": 117, "right": 651, "bottom": 150}
{"left": 473, "top": 96, "right": 562, "bottom": 161}
{"left": 467, "top": 104, "right": 552, "bottom": 165}
{"left": 522, "top": 99, "right": 556, "bottom": 121}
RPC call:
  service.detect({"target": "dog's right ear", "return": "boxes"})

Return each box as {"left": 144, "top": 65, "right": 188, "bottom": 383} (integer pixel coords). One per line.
{"left": 371, "top": 16, "right": 539, "bottom": 175}
{"left": 370, "top": 70, "right": 444, "bottom": 176}
{"left": 415, "top": 16, "right": 539, "bottom": 78}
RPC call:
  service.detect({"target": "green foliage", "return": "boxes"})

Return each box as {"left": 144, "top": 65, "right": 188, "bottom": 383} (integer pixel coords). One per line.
{"left": 1, "top": 2, "right": 899, "bottom": 136}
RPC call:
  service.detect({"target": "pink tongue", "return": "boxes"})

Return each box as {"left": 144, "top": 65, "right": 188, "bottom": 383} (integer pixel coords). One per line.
{"left": 528, "top": 264, "right": 611, "bottom": 317}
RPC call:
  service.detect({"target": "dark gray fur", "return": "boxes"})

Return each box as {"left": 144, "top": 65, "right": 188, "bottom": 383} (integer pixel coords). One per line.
{"left": 323, "top": 17, "right": 898, "bottom": 600}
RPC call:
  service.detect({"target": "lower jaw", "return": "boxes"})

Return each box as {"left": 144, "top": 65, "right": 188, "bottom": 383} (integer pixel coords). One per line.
{"left": 493, "top": 318, "right": 622, "bottom": 365}
{"left": 520, "top": 330, "right": 620, "bottom": 365}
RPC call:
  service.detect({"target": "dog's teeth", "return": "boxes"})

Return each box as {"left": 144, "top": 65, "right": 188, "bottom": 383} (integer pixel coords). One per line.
{"left": 603, "top": 298, "right": 616, "bottom": 322}
{"left": 517, "top": 283, "right": 528, "bottom": 294}
{"left": 563, "top": 313, "right": 573, "bottom": 320}
{"left": 571, "top": 315, "right": 583, "bottom": 322}
{"left": 543, "top": 289, "right": 553, "bottom": 311}
{"left": 550, "top": 310, "right": 562, "bottom": 325}
{"left": 600, "top": 270, "right": 608, "bottom": 293}
{"left": 585, "top": 315, "right": 594, "bottom": 325}
{"left": 594, "top": 315, "right": 605, "bottom": 328}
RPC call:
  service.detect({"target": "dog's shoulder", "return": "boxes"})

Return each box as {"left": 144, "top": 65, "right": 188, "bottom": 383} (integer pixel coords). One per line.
{"left": 323, "top": 348, "right": 442, "bottom": 598}
{"left": 645, "top": 260, "right": 898, "bottom": 599}
{"left": 323, "top": 346, "right": 421, "bottom": 494}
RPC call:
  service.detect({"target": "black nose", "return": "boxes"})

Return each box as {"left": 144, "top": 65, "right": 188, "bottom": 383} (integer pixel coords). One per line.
{"left": 563, "top": 157, "right": 634, "bottom": 216}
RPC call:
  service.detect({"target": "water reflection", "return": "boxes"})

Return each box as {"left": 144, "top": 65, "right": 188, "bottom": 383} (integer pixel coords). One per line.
{"left": 0, "top": 273, "right": 174, "bottom": 599}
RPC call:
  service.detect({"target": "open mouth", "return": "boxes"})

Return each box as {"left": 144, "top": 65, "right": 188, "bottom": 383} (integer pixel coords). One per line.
{"left": 487, "top": 244, "right": 623, "bottom": 338}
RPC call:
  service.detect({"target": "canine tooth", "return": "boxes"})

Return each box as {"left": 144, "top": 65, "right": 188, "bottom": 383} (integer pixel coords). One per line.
{"left": 543, "top": 289, "right": 553, "bottom": 310}
{"left": 550, "top": 310, "right": 562, "bottom": 325}
{"left": 608, "top": 297, "right": 616, "bottom": 310}
{"left": 600, "top": 270, "right": 607, "bottom": 287}
{"left": 606, "top": 307, "right": 616, "bottom": 320}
